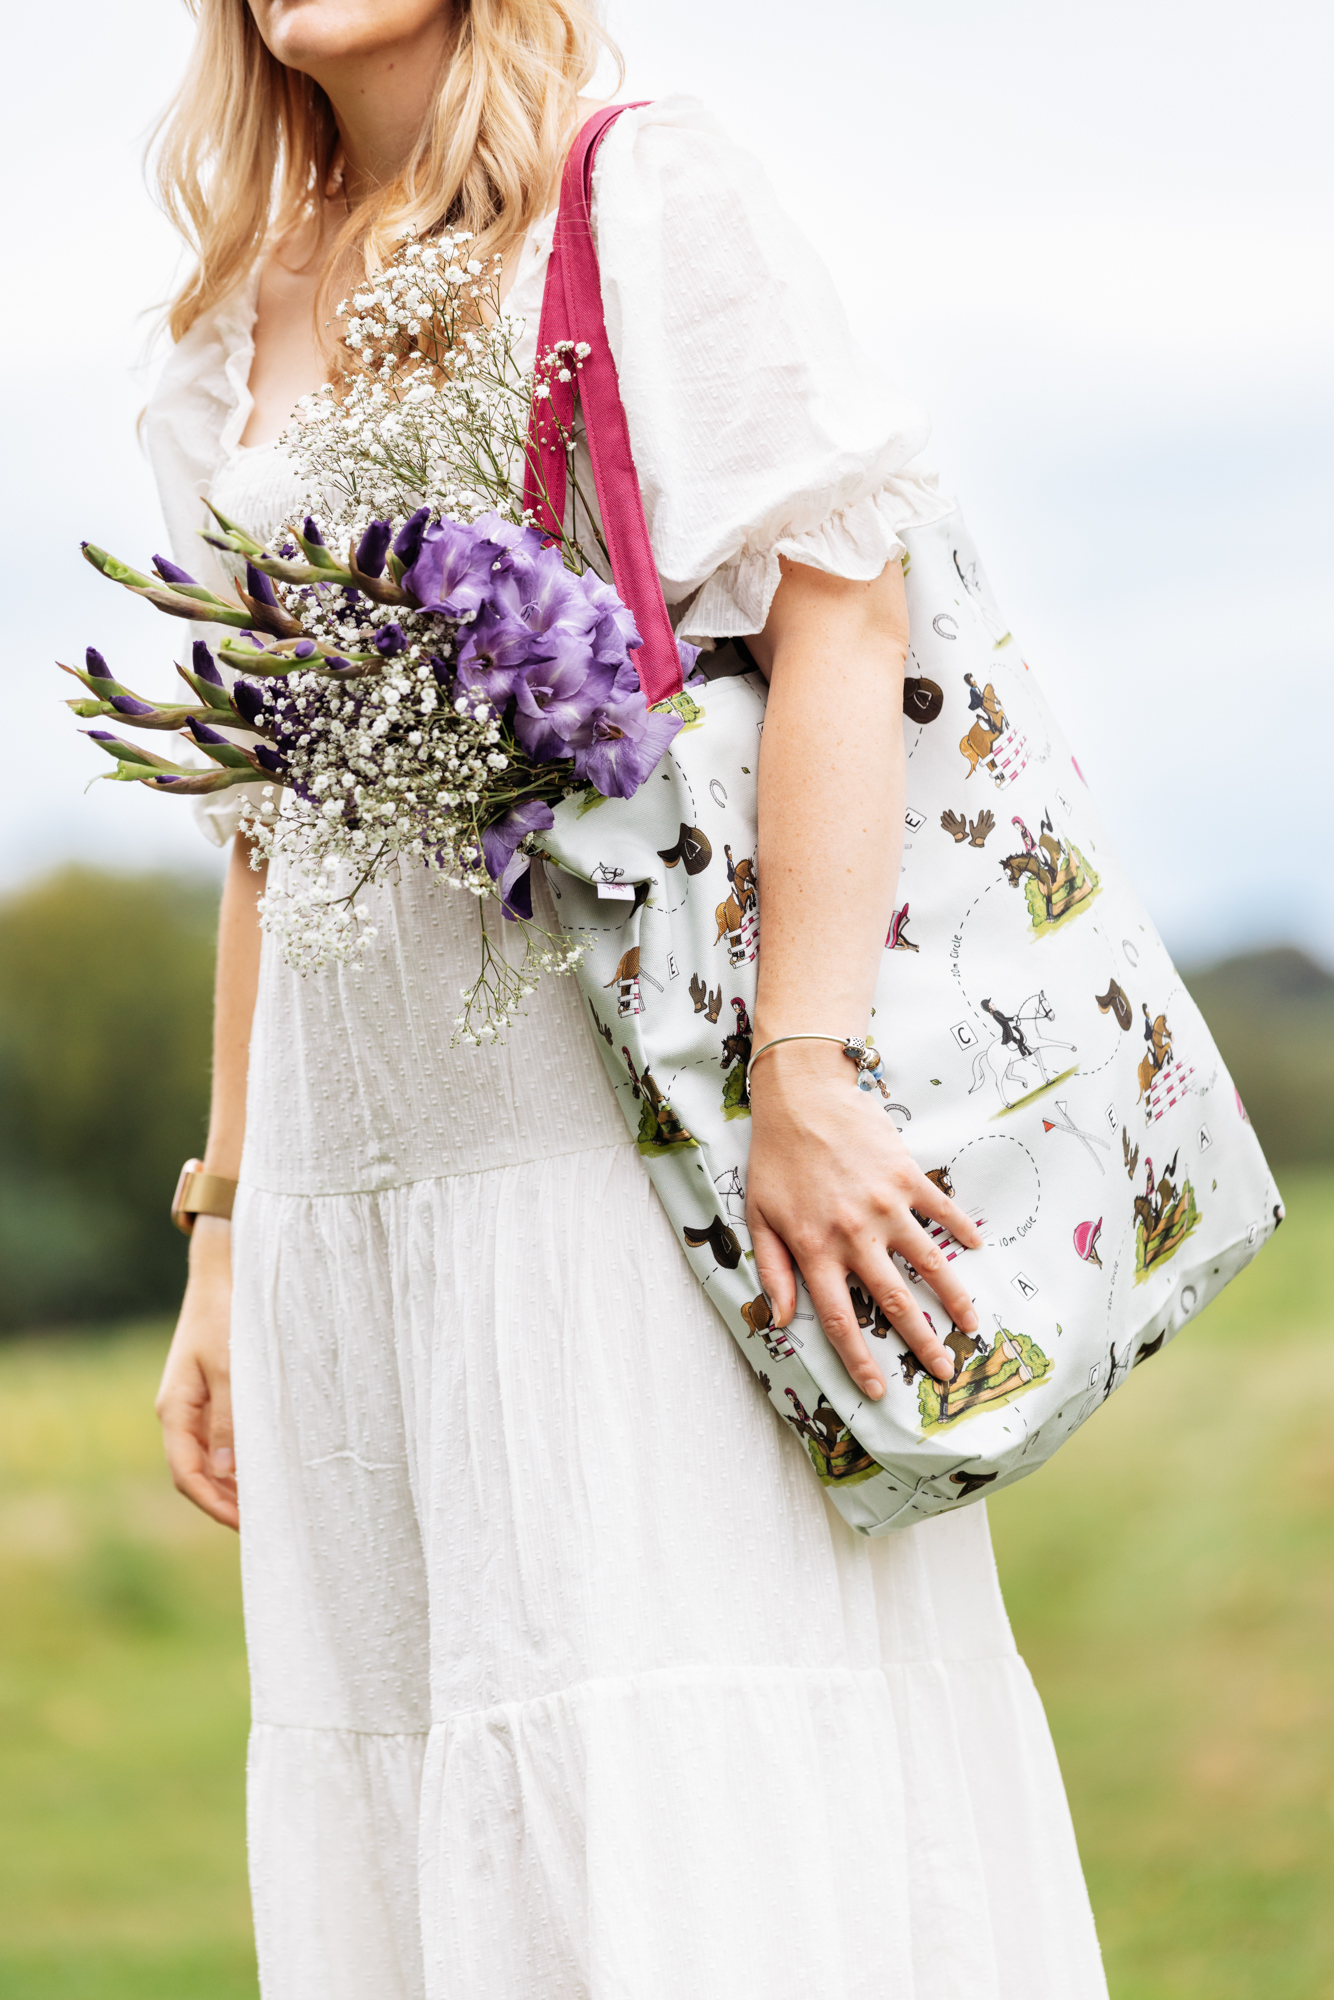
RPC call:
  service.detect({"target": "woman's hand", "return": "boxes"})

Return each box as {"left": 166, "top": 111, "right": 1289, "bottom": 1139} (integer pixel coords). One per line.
{"left": 154, "top": 832, "right": 264, "bottom": 1532}
{"left": 156, "top": 1215, "right": 239, "bottom": 1531}
{"left": 747, "top": 1043, "right": 983, "bottom": 1400}
{"left": 745, "top": 554, "right": 982, "bottom": 1403}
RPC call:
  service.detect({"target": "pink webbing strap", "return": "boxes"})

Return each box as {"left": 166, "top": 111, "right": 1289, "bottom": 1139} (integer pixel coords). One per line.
{"left": 522, "top": 103, "right": 683, "bottom": 707}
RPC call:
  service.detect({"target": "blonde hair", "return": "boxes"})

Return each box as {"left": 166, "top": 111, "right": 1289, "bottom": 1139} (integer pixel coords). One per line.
{"left": 154, "top": 0, "right": 621, "bottom": 342}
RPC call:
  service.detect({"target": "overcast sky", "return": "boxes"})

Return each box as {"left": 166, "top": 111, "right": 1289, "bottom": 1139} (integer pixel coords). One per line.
{"left": 4, "top": 0, "right": 1331, "bottom": 966}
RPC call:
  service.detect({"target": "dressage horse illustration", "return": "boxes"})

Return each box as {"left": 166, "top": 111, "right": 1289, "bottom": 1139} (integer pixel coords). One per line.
{"left": 968, "top": 990, "right": 1077, "bottom": 1107}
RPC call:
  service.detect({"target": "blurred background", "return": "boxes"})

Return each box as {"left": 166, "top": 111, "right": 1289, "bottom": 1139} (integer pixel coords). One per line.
{"left": 1, "top": 0, "right": 1330, "bottom": 1994}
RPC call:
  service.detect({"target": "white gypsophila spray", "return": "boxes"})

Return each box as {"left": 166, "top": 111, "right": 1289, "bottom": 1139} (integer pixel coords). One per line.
{"left": 283, "top": 232, "right": 604, "bottom": 572}
{"left": 72, "top": 227, "right": 686, "bottom": 1044}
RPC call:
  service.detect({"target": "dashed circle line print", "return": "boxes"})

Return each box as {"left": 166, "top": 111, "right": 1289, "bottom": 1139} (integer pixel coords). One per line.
{"left": 951, "top": 875, "right": 1000, "bottom": 1020}
{"left": 954, "top": 884, "right": 1124, "bottom": 1084}
{"left": 641, "top": 749, "right": 704, "bottom": 919}
{"left": 947, "top": 1129, "right": 1043, "bottom": 1238}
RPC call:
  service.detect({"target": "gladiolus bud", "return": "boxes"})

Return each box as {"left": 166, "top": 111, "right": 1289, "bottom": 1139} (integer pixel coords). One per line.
{"left": 356, "top": 520, "right": 393, "bottom": 578}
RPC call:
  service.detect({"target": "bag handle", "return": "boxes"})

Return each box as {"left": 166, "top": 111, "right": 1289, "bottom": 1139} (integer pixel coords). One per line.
{"left": 522, "top": 103, "right": 683, "bottom": 707}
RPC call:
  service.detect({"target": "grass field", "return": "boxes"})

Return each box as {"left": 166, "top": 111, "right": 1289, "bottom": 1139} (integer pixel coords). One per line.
{"left": 1, "top": 1176, "right": 1331, "bottom": 1999}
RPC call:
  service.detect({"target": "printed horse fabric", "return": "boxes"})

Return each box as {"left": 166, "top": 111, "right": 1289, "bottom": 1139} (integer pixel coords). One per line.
{"left": 542, "top": 509, "right": 1280, "bottom": 1535}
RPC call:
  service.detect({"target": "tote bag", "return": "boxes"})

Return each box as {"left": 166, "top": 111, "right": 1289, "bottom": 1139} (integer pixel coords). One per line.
{"left": 531, "top": 106, "right": 1283, "bottom": 1535}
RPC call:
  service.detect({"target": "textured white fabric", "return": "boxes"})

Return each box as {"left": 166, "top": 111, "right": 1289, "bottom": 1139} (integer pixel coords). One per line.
{"left": 157, "top": 108, "right": 1105, "bottom": 2000}
{"left": 232, "top": 853, "right": 1106, "bottom": 2000}
{"left": 143, "top": 97, "right": 948, "bottom": 650}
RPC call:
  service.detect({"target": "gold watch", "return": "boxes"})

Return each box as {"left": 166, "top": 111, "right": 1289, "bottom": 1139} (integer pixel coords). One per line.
{"left": 171, "top": 1159, "right": 238, "bottom": 1235}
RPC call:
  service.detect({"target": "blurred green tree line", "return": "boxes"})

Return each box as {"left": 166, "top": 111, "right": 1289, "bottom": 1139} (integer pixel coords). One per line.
{"left": 0, "top": 868, "right": 217, "bottom": 1331}
{"left": 0, "top": 865, "right": 1330, "bottom": 1332}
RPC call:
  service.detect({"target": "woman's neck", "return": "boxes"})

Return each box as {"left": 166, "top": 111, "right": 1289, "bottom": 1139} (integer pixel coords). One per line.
{"left": 307, "top": 16, "right": 454, "bottom": 202}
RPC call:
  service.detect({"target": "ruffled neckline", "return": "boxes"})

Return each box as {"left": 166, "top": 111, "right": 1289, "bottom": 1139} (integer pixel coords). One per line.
{"left": 209, "top": 210, "right": 557, "bottom": 459}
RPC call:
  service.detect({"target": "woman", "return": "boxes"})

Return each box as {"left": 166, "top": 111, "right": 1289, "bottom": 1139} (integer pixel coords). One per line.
{"left": 147, "top": 1, "right": 1109, "bottom": 1993}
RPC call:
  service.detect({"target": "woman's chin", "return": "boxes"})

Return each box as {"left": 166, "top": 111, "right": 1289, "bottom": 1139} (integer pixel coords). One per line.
{"left": 251, "top": 0, "right": 446, "bottom": 72}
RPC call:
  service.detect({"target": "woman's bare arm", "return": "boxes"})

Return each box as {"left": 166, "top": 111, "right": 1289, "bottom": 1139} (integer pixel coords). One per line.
{"left": 745, "top": 556, "right": 983, "bottom": 1402}
{"left": 155, "top": 835, "right": 265, "bottom": 1529}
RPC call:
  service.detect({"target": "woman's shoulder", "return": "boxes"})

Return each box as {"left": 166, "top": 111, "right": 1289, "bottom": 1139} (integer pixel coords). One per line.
{"left": 592, "top": 95, "right": 776, "bottom": 217}
{"left": 590, "top": 94, "right": 837, "bottom": 332}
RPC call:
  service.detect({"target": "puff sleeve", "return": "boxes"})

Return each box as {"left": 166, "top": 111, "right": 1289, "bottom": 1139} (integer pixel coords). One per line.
{"left": 590, "top": 98, "right": 949, "bottom": 641}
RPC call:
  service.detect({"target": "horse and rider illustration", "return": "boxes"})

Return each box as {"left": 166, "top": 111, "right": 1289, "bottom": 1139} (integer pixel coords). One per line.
{"left": 999, "top": 809, "right": 1100, "bottom": 934}
{"left": 917, "top": 1325, "right": 1053, "bottom": 1433}
{"left": 740, "top": 1292, "right": 797, "bottom": 1363}
{"left": 958, "top": 673, "right": 1009, "bottom": 781}
{"left": 719, "top": 997, "right": 753, "bottom": 1116}
{"left": 622, "top": 1047, "right": 696, "bottom": 1153}
{"left": 1137, "top": 1004, "right": 1172, "bottom": 1102}
{"left": 1132, "top": 1148, "right": 1201, "bottom": 1280}
{"left": 968, "top": 989, "right": 1078, "bottom": 1109}
{"left": 714, "top": 845, "right": 759, "bottom": 965}
{"left": 1136, "top": 1000, "right": 1196, "bottom": 1121}
{"left": 782, "top": 1389, "right": 880, "bottom": 1486}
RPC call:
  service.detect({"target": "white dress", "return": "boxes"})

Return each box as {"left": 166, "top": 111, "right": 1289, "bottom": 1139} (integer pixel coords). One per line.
{"left": 146, "top": 98, "right": 1107, "bottom": 2000}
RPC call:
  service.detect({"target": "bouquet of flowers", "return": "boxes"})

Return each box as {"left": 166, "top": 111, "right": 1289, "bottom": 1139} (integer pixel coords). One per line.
{"left": 65, "top": 232, "right": 695, "bottom": 1040}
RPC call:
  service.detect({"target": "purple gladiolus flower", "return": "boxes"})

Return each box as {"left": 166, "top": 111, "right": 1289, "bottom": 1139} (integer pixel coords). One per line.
{"left": 454, "top": 601, "right": 549, "bottom": 708}
{"left": 511, "top": 644, "right": 619, "bottom": 763}
{"left": 245, "top": 563, "right": 280, "bottom": 609}
{"left": 678, "top": 640, "right": 703, "bottom": 681}
{"left": 293, "top": 638, "right": 317, "bottom": 659}
{"left": 302, "top": 516, "right": 327, "bottom": 549}
{"left": 187, "top": 717, "right": 230, "bottom": 746}
{"left": 86, "top": 648, "right": 113, "bottom": 680}
{"left": 192, "top": 641, "right": 224, "bottom": 685}
{"left": 578, "top": 570, "right": 642, "bottom": 656}
{"left": 253, "top": 744, "right": 287, "bottom": 776}
{"left": 393, "top": 506, "right": 430, "bottom": 570}
{"left": 153, "top": 554, "right": 198, "bottom": 586}
{"left": 469, "top": 511, "right": 545, "bottom": 583}
{"left": 231, "top": 680, "right": 266, "bottom": 728}
{"left": 402, "top": 518, "right": 502, "bottom": 621}
{"left": 495, "top": 543, "right": 598, "bottom": 650}
{"left": 480, "top": 799, "right": 555, "bottom": 921}
{"left": 373, "top": 622, "right": 407, "bottom": 657}
{"left": 356, "top": 519, "right": 393, "bottom": 578}
{"left": 111, "top": 694, "right": 155, "bottom": 716}
{"left": 572, "top": 690, "right": 683, "bottom": 799}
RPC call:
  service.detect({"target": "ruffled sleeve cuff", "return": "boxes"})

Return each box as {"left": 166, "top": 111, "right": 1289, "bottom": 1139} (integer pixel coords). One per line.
{"left": 678, "top": 460, "right": 951, "bottom": 642}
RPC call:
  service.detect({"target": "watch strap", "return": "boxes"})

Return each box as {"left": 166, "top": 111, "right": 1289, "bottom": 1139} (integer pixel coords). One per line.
{"left": 171, "top": 1159, "right": 237, "bottom": 1235}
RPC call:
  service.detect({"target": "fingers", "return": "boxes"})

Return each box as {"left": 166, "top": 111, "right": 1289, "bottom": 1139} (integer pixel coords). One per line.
{"left": 909, "top": 1175, "right": 984, "bottom": 1253}
{"left": 892, "top": 1216, "right": 980, "bottom": 1339}
{"left": 842, "top": 1243, "right": 960, "bottom": 1383}
{"left": 156, "top": 1356, "right": 240, "bottom": 1533}
{"left": 749, "top": 1209, "right": 796, "bottom": 1327}
{"left": 803, "top": 1260, "right": 889, "bottom": 1400}
{"left": 165, "top": 1426, "right": 240, "bottom": 1531}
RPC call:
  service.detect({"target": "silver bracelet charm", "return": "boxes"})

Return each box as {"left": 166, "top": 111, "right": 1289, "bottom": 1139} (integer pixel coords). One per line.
{"left": 748, "top": 1031, "right": 892, "bottom": 1102}
{"left": 841, "top": 1036, "right": 891, "bottom": 1100}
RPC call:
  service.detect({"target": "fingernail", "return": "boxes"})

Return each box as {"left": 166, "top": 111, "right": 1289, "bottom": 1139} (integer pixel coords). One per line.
{"left": 937, "top": 1356, "right": 955, "bottom": 1381}
{"left": 865, "top": 1378, "right": 884, "bottom": 1400}
{"left": 213, "top": 1447, "right": 235, "bottom": 1475}
{"left": 961, "top": 1309, "right": 979, "bottom": 1332}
